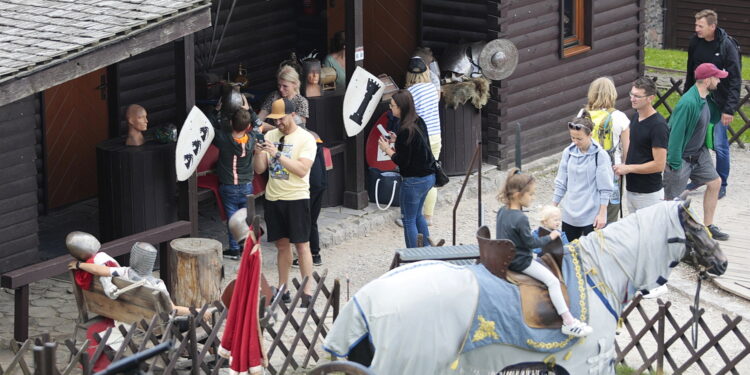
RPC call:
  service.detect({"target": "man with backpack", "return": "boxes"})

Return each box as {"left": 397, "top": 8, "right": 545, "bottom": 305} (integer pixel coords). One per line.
{"left": 684, "top": 9, "right": 742, "bottom": 200}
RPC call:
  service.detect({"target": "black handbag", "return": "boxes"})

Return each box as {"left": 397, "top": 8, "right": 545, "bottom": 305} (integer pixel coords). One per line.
{"left": 415, "top": 126, "right": 449, "bottom": 188}
{"left": 433, "top": 160, "right": 449, "bottom": 187}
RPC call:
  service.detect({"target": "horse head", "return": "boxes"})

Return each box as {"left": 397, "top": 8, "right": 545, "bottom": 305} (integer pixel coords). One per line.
{"left": 677, "top": 199, "right": 727, "bottom": 276}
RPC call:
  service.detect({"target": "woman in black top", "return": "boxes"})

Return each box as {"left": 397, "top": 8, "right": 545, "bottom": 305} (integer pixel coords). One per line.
{"left": 378, "top": 90, "right": 436, "bottom": 248}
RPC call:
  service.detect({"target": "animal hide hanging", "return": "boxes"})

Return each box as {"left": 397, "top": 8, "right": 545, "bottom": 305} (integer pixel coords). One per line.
{"left": 442, "top": 78, "right": 490, "bottom": 110}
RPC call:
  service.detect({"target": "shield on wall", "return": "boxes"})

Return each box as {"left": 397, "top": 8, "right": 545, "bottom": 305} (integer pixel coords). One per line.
{"left": 343, "top": 66, "right": 385, "bottom": 137}
{"left": 175, "top": 106, "right": 215, "bottom": 181}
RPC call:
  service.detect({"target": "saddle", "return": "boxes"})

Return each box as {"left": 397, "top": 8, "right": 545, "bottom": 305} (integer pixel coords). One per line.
{"left": 476, "top": 226, "right": 569, "bottom": 329}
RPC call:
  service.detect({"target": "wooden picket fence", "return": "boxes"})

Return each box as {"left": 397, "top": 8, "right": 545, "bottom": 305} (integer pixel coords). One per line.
{"left": 616, "top": 294, "right": 750, "bottom": 375}
{"left": 0, "top": 271, "right": 340, "bottom": 375}
{"left": 262, "top": 270, "right": 341, "bottom": 375}
{"left": 650, "top": 76, "right": 750, "bottom": 148}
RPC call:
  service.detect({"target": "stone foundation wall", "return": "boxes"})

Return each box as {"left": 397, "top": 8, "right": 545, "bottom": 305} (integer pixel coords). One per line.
{"left": 644, "top": 0, "right": 664, "bottom": 48}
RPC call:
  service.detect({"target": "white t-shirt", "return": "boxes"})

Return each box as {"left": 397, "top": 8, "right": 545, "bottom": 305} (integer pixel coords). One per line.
{"left": 610, "top": 110, "right": 630, "bottom": 165}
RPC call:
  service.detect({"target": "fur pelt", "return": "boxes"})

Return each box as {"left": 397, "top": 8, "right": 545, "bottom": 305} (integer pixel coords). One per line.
{"left": 442, "top": 77, "right": 490, "bottom": 110}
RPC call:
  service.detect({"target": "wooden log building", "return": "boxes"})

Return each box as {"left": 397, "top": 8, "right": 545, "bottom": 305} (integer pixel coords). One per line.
{"left": 0, "top": 0, "right": 645, "bottom": 274}
{"left": 663, "top": 0, "right": 749, "bottom": 56}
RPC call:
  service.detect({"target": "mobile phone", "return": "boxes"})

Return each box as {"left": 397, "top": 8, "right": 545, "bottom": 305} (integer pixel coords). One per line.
{"left": 377, "top": 124, "right": 390, "bottom": 139}
{"left": 254, "top": 131, "right": 265, "bottom": 144}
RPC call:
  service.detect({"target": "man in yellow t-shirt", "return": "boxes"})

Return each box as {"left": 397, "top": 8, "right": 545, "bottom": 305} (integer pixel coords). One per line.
{"left": 254, "top": 98, "right": 317, "bottom": 307}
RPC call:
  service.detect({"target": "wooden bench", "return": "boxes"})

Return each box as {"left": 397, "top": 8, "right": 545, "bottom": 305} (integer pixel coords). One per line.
{"left": 1, "top": 221, "right": 192, "bottom": 342}
{"left": 389, "top": 244, "right": 480, "bottom": 270}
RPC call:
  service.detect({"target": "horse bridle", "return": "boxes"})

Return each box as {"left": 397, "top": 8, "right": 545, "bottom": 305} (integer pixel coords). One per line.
{"left": 675, "top": 208, "right": 711, "bottom": 349}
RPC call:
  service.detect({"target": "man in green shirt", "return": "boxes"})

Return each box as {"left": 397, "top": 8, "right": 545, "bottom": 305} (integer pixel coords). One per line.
{"left": 663, "top": 63, "right": 728, "bottom": 240}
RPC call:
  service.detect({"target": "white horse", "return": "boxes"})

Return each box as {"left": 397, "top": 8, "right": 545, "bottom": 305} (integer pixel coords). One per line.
{"left": 323, "top": 200, "right": 726, "bottom": 374}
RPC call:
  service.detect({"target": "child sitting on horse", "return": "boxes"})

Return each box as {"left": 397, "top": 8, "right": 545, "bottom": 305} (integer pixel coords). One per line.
{"left": 532, "top": 205, "right": 569, "bottom": 254}
{"left": 495, "top": 169, "right": 593, "bottom": 337}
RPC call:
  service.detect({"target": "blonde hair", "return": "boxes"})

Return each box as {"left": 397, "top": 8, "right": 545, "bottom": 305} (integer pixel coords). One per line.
{"left": 695, "top": 9, "right": 718, "bottom": 25}
{"left": 586, "top": 77, "right": 617, "bottom": 111}
{"left": 405, "top": 71, "right": 431, "bottom": 88}
{"left": 497, "top": 168, "right": 535, "bottom": 205}
{"left": 277, "top": 65, "right": 301, "bottom": 95}
{"left": 538, "top": 205, "right": 561, "bottom": 227}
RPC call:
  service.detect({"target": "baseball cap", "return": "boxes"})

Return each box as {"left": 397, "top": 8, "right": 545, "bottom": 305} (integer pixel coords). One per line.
{"left": 408, "top": 57, "right": 427, "bottom": 73}
{"left": 266, "top": 98, "right": 296, "bottom": 119}
{"left": 694, "top": 63, "right": 728, "bottom": 80}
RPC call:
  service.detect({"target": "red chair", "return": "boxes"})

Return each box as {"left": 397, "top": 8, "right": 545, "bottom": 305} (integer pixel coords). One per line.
{"left": 197, "top": 144, "right": 228, "bottom": 220}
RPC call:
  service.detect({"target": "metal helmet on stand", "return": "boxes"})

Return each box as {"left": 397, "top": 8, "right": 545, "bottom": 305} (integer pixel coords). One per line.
{"left": 66, "top": 231, "right": 101, "bottom": 261}
{"left": 440, "top": 38, "right": 519, "bottom": 81}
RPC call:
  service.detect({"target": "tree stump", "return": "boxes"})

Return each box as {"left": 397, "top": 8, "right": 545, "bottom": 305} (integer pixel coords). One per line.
{"left": 168, "top": 238, "right": 222, "bottom": 308}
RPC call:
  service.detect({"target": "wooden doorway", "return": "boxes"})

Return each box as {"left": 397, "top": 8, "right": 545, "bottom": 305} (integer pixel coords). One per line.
{"left": 327, "top": 0, "right": 417, "bottom": 86}
{"left": 43, "top": 69, "right": 109, "bottom": 210}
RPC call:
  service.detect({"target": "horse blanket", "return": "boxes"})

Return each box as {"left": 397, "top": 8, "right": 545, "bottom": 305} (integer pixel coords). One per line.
{"left": 463, "top": 245, "right": 587, "bottom": 354}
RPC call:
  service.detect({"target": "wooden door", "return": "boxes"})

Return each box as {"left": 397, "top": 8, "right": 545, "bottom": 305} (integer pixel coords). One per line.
{"left": 44, "top": 69, "right": 109, "bottom": 209}
{"left": 327, "top": 0, "right": 417, "bottom": 86}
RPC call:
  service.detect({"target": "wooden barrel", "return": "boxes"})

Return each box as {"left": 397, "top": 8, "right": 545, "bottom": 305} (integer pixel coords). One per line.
{"left": 96, "top": 139, "right": 177, "bottom": 242}
{"left": 439, "top": 102, "right": 482, "bottom": 176}
{"left": 168, "top": 238, "right": 223, "bottom": 308}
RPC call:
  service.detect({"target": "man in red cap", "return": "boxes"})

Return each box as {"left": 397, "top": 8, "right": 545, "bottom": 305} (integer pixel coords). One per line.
{"left": 684, "top": 10, "right": 742, "bottom": 199}
{"left": 663, "top": 62, "right": 728, "bottom": 240}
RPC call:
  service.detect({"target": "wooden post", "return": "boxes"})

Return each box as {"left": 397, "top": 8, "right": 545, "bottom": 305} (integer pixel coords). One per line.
{"left": 168, "top": 238, "right": 222, "bottom": 308}
{"left": 175, "top": 35, "right": 199, "bottom": 236}
{"left": 14, "top": 286, "right": 29, "bottom": 342}
{"left": 342, "top": 0, "right": 368, "bottom": 210}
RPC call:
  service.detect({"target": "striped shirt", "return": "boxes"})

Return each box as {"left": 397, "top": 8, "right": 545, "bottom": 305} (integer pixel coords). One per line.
{"left": 407, "top": 83, "right": 441, "bottom": 136}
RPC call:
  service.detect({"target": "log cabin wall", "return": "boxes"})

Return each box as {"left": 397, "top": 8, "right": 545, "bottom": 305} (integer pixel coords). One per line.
{"left": 664, "top": 0, "right": 749, "bottom": 56}
{"left": 116, "top": 44, "right": 177, "bottom": 134}
{"left": 420, "top": 0, "right": 491, "bottom": 57}
{"left": 487, "top": 0, "right": 644, "bottom": 167}
{"left": 0, "top": 95, "right": 40, "bottom": 273}
{"left": 194, "top": 0, "right": 298, "bottom": 94}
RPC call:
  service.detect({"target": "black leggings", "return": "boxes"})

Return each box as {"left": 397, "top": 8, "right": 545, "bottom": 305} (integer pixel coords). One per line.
{"left": 562, "top": 222, "right": 594, "bottom": 242}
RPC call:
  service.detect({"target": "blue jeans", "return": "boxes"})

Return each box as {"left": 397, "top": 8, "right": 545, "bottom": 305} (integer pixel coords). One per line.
{"left": 714, "top": 123, "right": 730, "bottom": 188}
{"left": 220, "top": 182, "right": 253, "bottom": 250}
{"left": 400, "top": 174, "right": 435, "bottom": 248}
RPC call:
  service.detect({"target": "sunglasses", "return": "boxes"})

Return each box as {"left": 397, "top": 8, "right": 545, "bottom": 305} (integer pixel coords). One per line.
{"left": 278, "top": 136, "right": 285, "bottom": 152}
{"left": 567, "top": 122, "right": 589, "bottom": 131}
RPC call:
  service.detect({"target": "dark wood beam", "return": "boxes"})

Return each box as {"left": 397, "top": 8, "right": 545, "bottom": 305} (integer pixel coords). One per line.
{"left": 174, "top": 35, "right": 199, "bottom": 236}
{"left": 342, "top": 0, "right": 369, "bottom": 210}
{"left": 0, "top": 6, "right": 211, "bottom": 108}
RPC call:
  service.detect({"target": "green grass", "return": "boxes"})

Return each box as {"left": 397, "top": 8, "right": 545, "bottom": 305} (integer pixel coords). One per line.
{"left": 645, "top": 48, "right": 750, "bottom": 144}
{"left": 616, "top": 364, "right": 664, "bottom": 375}
{"left": 645, "top": 47, "right": 750, "bottom": 79}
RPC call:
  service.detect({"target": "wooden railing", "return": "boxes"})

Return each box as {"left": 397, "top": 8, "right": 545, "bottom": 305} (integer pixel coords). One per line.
{"left": 616, "top": 295, "right": 750, "bottom": 374}
{"left": 649, "top": 76, "right": 750, "bottom": 148}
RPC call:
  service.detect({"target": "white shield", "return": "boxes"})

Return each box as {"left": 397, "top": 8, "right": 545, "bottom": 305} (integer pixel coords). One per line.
{"left": 175, "top": 106, "right": 215, "bottom": 181}
{"left": 343, "top": 66, "right": 385, "bottom": 137}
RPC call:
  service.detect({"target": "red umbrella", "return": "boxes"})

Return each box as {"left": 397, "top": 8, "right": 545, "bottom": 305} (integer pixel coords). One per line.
{"left": 219, "top": 228, "right": 266, "bottom": 374}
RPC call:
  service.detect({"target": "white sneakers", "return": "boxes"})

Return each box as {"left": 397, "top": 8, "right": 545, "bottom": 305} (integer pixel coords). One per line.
{"left": 643, "top": 284, "right": 669, "bottom": 299}
{"left": 561, "top": 319, "right": 593, "bottom": 337}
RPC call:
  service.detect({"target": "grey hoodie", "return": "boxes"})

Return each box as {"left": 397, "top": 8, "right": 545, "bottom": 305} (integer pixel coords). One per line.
{"left": 553, "top": 141, "right": 614, "bottom": 227}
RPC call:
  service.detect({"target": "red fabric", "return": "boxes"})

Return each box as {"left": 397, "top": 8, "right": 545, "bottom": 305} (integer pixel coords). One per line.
{"left": 74, "top": 257, "right": 118, "bottom": 290}
{"left": 220, "top": 228, "right": 266, "bottom": 372}
{"left": 323, "top": 147, "right": 333, "bottom": 170}
{"left": 365, "top": 112, "right": 397, "bottom": 171}
{"left": 252, "top": 172, "right": 267, "bottom": 196}
{"left": 197, "top": 145, "right": 228, "bottom": 220}
{"left": 86, "top": 318, "right": 114, "bottom": 371}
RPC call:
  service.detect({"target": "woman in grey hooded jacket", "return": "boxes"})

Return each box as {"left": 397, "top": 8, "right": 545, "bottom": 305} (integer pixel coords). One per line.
{"left": 552, "top": 110, "right": 614, "bottom": 241}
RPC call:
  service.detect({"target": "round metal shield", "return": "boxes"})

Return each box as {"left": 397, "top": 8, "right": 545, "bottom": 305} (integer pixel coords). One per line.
{"left": 478, "top": 39, "right": 519, "bottom": 81}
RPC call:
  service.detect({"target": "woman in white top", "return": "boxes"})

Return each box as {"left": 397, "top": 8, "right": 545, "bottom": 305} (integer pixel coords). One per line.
{"left": 585, "top": 76, "right": 630, "bottom": 223}
{"left": 405, "top": 56, "right": 441, "bottom": 226}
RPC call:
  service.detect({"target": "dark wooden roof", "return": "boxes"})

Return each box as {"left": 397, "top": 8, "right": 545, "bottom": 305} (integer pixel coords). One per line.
{"left": 0, "top": 0, "right": 211, "bottom": 107}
